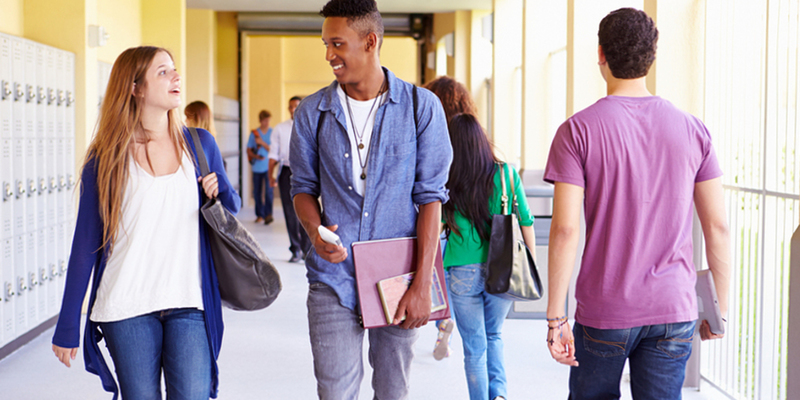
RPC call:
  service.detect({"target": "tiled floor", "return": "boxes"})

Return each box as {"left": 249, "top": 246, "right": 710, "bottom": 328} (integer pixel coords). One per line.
{"left": 0, "top": 204, "right": 731, "bottom": 399}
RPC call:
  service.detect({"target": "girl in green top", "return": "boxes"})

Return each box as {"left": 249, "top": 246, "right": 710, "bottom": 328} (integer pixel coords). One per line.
{"left": 443, "top": 113, "right": 536, "bottom": 400}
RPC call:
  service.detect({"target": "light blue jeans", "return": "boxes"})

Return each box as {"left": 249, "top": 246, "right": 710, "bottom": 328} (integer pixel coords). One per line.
{"left": 307, "top": 282, "right": 419, "bottom": 400}
{"left": 99, "top": 308, "right": 211, "bottom": 400}
{"left": 447, "top": 263, "right": 513, "bottom": 400}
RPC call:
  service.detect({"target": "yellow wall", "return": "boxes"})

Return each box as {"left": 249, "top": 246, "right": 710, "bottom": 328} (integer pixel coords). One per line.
{"left": 428, "top": 13, "right": 455, "bottom": 82}
{"left": 186, "top": 9, "right": 217, "bottom": 110}
{"left": 142, "top": 0, "right": 185, "bottom": 106}
{"left": 216, "top": 12, "right": 238, "bottom": 99}
{"left": 248, "top": 36, "right": 283, "bottom": 133}
{"left": 97, "top": 0, "right": 141, "bottom": 64}
{"left": 0, "top": 0, "right": 24, "bottom": 36}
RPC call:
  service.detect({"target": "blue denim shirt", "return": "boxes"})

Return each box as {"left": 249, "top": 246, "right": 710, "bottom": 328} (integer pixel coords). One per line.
{"left": 290, "top": 68, "right": 452, "bottom": 310}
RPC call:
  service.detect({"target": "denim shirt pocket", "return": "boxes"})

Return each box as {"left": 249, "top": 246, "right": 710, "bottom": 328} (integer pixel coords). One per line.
{"left": 383, "top": 141, "right": 417, "bottom": 185}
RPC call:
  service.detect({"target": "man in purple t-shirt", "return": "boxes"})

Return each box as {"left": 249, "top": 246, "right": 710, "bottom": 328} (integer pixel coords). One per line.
{"left": 543, "top": 8, "right": 731, "bottom": 399}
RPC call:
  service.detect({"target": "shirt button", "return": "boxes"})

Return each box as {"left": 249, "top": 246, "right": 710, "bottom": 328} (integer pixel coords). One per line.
{"left": 348, "top": 186, "right": 353, "bottom": 190}
{"left": 364, "top": 212, "right": 369, "bottom": 217}
{"left": 345, "top": 153, "right": 349, "bottom": 158}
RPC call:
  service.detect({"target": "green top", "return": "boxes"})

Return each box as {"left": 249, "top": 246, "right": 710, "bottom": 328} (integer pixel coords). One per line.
{"left": 442, "top": 164, "right": 534, "bottom": 269}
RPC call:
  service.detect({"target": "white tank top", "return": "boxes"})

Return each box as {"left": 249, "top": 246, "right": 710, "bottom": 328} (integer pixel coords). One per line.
{"left": 90, "top": 152, "right": 203, "bottom": 322}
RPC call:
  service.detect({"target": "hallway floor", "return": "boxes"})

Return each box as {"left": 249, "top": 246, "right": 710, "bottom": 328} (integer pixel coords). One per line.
{"left": 0, "top": 204, "right": 731, "bottom": 399}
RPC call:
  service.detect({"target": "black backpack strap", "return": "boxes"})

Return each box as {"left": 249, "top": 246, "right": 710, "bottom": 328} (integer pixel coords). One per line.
{"left": 188, "top": 127, "right": 211, "bottom": 177}
{"left": 413, "top": 85, "right": 419, "bottom": 134}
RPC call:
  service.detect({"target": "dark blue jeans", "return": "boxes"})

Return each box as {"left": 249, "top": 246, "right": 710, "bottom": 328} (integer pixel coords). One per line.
{"left": 252, "top": 171, "right": 273, "bottom": 218}
{"left": 569, "top": 320, "right": 696, "bottom": 400}
{"left": 99, "top": 308, "right": 211, "bottom": 400}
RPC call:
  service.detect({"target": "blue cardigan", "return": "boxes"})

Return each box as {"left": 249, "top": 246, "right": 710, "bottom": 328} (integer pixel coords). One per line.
{"left": 51, "top": 128, "right": 241, "bottom": 399}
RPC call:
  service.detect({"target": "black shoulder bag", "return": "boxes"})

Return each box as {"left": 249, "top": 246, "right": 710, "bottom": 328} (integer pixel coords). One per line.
{"left": 189, "top": 127, "right": 282, "bottom": 311}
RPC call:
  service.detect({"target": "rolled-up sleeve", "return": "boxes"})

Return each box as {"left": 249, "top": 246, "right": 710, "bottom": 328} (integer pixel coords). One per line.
{"left": 412, "top": 88, "right": 452, "bottom": 206}
{"left": 289, "top": 99, "right": 321, "bottom": 199}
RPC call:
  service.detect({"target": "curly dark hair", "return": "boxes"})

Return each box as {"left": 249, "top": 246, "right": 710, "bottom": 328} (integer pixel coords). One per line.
{"left": 423, "top": 76, "right": 478, "bottom": 123}
{"left": 320, "top": 0, "right": 384, "bottom": 49}
{"left": 598, "top": 8, "right": 658, "bottom": 79}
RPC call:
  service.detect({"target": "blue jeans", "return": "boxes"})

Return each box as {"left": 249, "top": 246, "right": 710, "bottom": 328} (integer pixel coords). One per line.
{"left": 252, "top": 171, "right": 273, "bottom": 218}
{"left": 307, "top": 283, "right": 418, "bottom": 400}
{"left": 447, "top": 263, "right": 513, "bottom": 400}
{"left": 570, "top": 320, "right": 697, "bottom": 400}
{"left": 99, "top": 308, "right": 211, "bottom": 400}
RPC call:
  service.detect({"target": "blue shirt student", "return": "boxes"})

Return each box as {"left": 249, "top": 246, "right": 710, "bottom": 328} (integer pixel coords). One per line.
{"left": 289, "top": 68, "right": 452, "bottom": 310}
{"left": 247, "top": 127, "right": 272, "bottom": 173}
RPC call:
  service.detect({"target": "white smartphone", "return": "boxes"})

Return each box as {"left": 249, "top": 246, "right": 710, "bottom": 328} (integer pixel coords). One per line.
{"left": 317, "top": 225, "right": 343, "bottom": 247}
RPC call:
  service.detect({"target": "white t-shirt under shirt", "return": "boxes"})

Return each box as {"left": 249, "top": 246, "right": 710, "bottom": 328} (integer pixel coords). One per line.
{"left": 90, "top": 151, "right": 204, "bottom": 323}
{"left": 337, "top": 84, "right": 388, "bottom": 197}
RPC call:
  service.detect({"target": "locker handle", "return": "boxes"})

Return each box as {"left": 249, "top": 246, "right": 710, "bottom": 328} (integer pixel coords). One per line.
{"left": 1, "top": 80, "right": 10, "bottom": 100}
{"left": 60, "top": 260, "right": 67, "bottom": 273}
{"left": 18, "top": 277, "right": 27, "bottom": 293}
{"left": 28, "top": 179, "right": 36, "bottom": 197}
{"left": 29, "top": 272, "right": 38, "bottom": 288}
{"left": 15, "top": 180, "right": 26, "bottom": 199}
{"left": 39, "top": 178, "right": 47, "bottom": 195}
{"left": 57, "top": 89, "right": 65, "bottom": 106}
{"left": 58, "top": 176, "right": 66, "bottom": 191}
{"left": 49, "top": 177, "right": 57, "bottom": 192}
{"left": 37, "top": 86, "right": 45, "bottom": 104}
{"left": 2, "top": 182, "right": 11, "bottom": 201}
{"left": 4, "top": 282, "right": 13, "bottom": 300}
{"left": 67, "top": 174, "right": 74, "bottom": 190}
{"left": 40, "top": 268, "right": 49, "bottom": 282}
{"left": 66, "top": 91, "right": 74, "bottom": 107}
{"left": 50, "top": 264, "right": 59, "bottom": 278}
{"left": 14, "top": 82, "right": 24, "bottom": 102}
{"left": 47, "top": 88, "right": 55, "bottom": 105}
{"left": 26, "top": 84, "right": 35, "bottom": 103}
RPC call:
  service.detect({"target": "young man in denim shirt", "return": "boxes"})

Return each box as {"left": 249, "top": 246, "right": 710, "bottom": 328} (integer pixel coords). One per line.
{"left": 544, "top": 8, "right": 730, "bottom": 400}
{"left": 289, "top": 0, "right": 452, "bottom": 398}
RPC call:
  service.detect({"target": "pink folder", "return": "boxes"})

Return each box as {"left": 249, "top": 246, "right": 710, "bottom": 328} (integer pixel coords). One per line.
{"left": 351, "top": 237, "right": 451, "bottom": 329}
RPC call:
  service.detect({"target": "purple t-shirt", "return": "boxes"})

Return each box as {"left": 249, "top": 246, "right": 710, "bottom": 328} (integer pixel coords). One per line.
{"left": 544, "top": 96, "right": 722, "bottom": 329}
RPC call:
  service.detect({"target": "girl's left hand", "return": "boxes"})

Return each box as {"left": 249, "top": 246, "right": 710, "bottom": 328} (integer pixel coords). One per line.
{"left": 198, "top": 173, "right": 219, "bottom": 199}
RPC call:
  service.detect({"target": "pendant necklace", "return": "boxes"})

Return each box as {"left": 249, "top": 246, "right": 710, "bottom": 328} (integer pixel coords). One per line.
{"left": 344, "top": 76, "right": 386, "bottom": 180}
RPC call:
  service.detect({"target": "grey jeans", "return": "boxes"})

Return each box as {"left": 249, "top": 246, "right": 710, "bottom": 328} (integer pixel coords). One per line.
{"left": 307, "top": 282, "right": 419, "bottom": 400}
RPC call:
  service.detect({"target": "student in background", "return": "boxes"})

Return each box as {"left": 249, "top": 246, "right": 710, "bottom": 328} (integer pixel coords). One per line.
{"left": 185, "top": 100, "right": 216, "bottom": 136}
{"left": 248, "top": 110, "right": 274, "bottom": 224}
{"left": 422, "top": 76, "right": 480, "bottom": 361}
{"left": 443, "top": 113, "right": 535, "bottom": 400}
{"left": 51, "top": 46, "right": 240, "bottom": 400}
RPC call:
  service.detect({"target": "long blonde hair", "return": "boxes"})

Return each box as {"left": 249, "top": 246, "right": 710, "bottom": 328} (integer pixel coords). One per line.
{"left": 84, "top": 46, "right": 188, "bottom": 253}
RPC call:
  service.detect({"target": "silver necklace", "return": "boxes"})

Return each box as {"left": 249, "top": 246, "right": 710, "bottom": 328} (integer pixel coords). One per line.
{"left": 344, "top": 77, "right": 386, "bottom": 180}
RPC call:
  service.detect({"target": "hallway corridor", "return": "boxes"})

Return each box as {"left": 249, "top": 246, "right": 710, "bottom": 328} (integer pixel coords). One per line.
{"left": 0, "top": 205, "right": 728, "bottom": 399}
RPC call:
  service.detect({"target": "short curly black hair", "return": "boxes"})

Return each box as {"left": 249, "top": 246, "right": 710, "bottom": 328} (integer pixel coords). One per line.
{"left": 598, "top": 8, "right": 658, "bottom": 79}
{"left": 320, "top": 0, "right": 384, "bottom": 50}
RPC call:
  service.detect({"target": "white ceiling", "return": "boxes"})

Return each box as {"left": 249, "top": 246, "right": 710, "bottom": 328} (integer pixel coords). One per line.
{"left": 186, "top": 0, "right": 493, "bottom": 13}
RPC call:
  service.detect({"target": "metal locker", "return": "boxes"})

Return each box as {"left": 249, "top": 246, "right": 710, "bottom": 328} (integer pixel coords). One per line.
{"left": 45, "top": 48, "right": 56, "bottom": 228}
{"left": 11, "top": 37, "right": 26, "bottom": 239}
{"left": 13, "top": 235, "right": 26, "bottom": 333}
{"left": 55, "top": 222, "right": 66, "bottom": 302}
{"left": 24, "top": 41, "right": 36, "bottom": 234}
{"left": 37, "top": 228, "right": 48, "bottom": 318}
{"left": 46, "top": 225, "right": 58, "bottom": 312}
{"left": 1, "top": 237, "right": 13, "bottom": 346}
{"left": 35, "top": 45, "right": 46, "bottom": 230}
{"left": 25, "top": 232, "right": 37, "bottom": 324}
{"left": 1, "top": 139, "right": 11, "bottom": 239}
{"left": 1, "top": 35, "right": 12, "bottom": 242}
